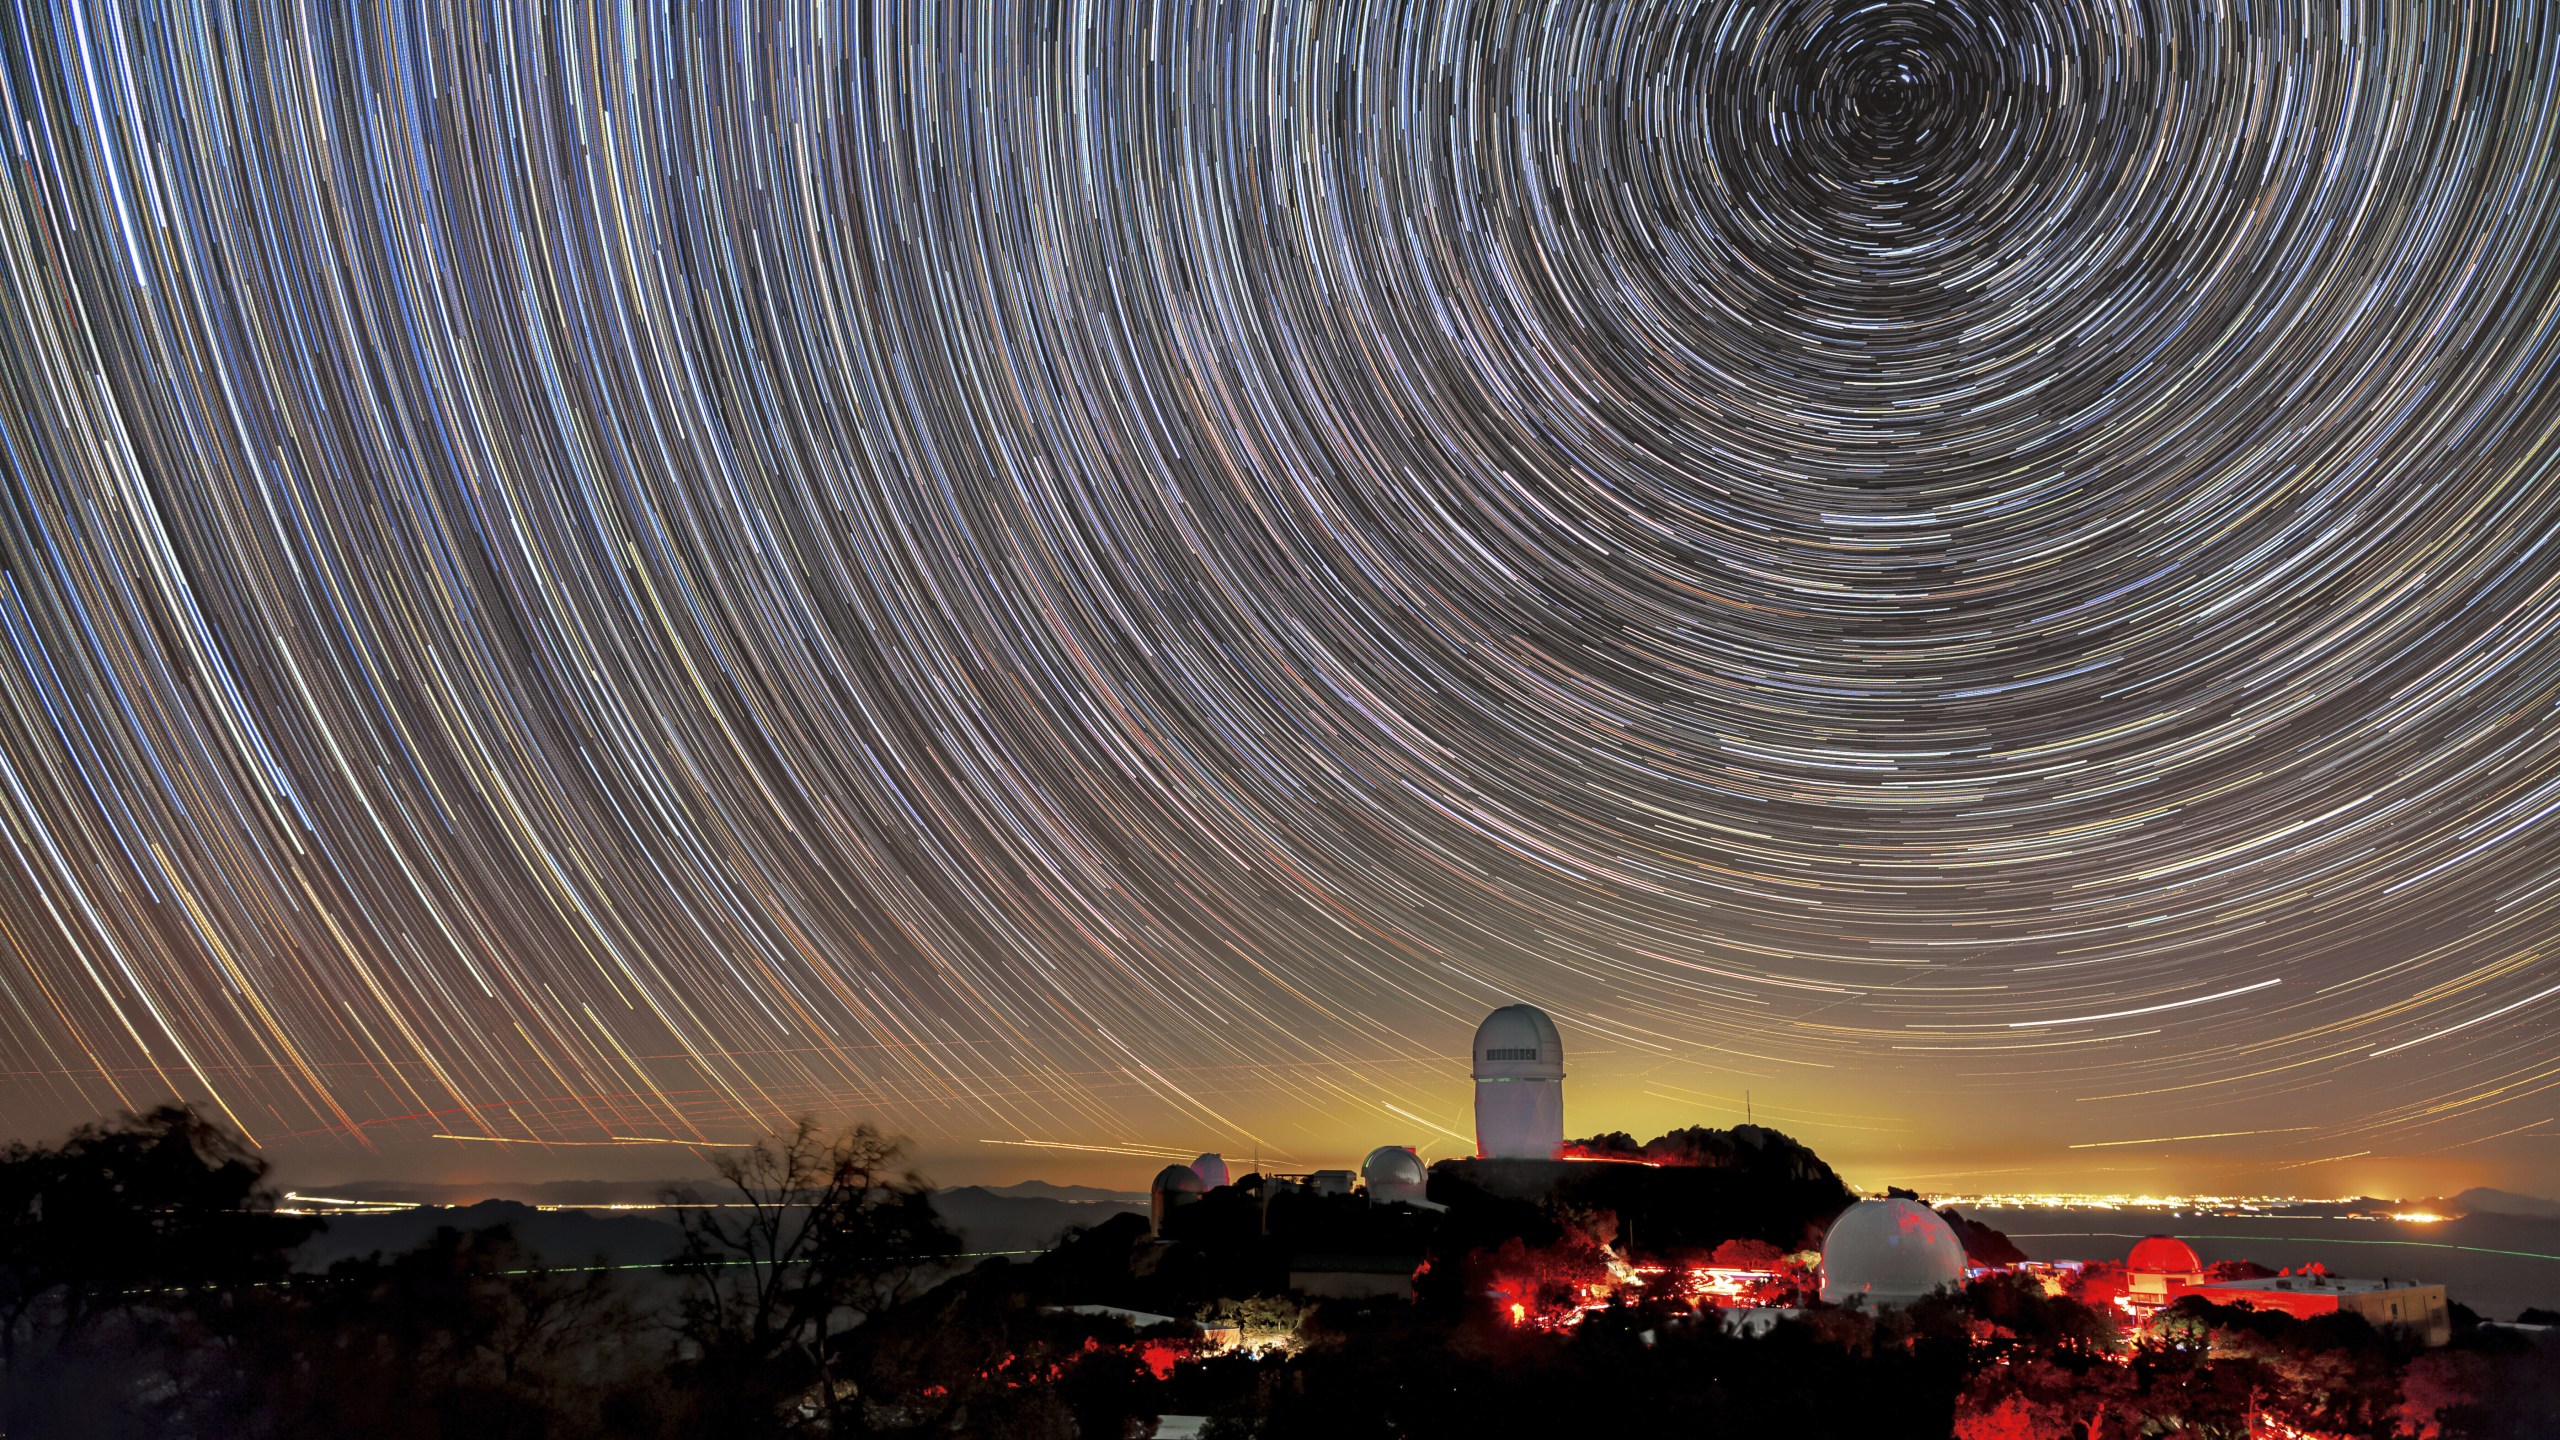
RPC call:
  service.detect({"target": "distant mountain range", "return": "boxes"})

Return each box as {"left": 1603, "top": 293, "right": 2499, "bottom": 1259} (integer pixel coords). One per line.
{"left": 305, "top": 1176, "right": 1148, "bottom": 1208}
{"left": 2425, "top": 1187, "right": 2560, "bottom": 1221}
{"left": 975, "top": 1179, "right": 1148, "bottom": 1206}
{"left": 291, "top": 1180, "right": 1142, "bottom": 1270}
{"left": 302, "top": 1178, "right": 691, "bottom": 1208}
{"left": 288, "top": 1175, "right": 2560, "bottom": 1277}
{"left": 296, "top": 1199, "right": 685, "bottom": 1270}
{"left": 933, "top": 1186, "right": 1142, "bottom": 1252}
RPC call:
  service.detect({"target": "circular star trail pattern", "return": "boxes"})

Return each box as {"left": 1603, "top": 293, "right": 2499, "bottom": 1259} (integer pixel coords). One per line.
{"left": 0, "top": 1, "right": 2557, "bottom": 1178}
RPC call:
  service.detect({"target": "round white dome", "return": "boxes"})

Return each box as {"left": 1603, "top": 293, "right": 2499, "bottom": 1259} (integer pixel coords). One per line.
{"left": 1361, "top": 1145, "right": 1427, "bottom": 1204}
{"left": 1819, "top": 1199, "right": 1967, "bottom": 1308}
{"left": 1471, "top": 1004, "right": 1564, "bottom": 1081}
{"left": 1189, "top": 1153, "right": 1231, "bottom": 1188}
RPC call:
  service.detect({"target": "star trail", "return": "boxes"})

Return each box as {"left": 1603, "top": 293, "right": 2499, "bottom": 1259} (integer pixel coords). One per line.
{"left": 1, "top": 1, "right": 2558, "bottom": 1192}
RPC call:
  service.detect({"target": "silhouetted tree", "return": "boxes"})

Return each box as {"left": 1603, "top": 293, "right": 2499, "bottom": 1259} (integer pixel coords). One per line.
{"left": 664, "top": 1115, "right": 959, "bottom": 1436}
{"left": 1963, "top": 1273, "right": 2122, "bottom": 1359}
{"left": 229, "top": 1225, "right": 645, "bottom": 1440}
{"left": 1706, "top": 1236, "right": 1784, "bottom": 1269}
{"left": 0, "top": 1106, "right": 316, "bottom": 1436}
{"left": 10, "top": 1104, "right": 2556, "bottom": 1440}
{"left": 2150, "top": 1295, "right": 2410, "bottom": 1439}
{"left": 2436, "top": 1323, "right": 2560, "bottom": 1439}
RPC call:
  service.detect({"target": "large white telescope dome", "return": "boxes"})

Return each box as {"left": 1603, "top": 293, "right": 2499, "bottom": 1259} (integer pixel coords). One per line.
{"left": 1819, "top": 1198, "right": 1967, "bottom": 1308}
{"left": 1470, "top": 1004, "right": 1564, "bottom": 1081}
{"left": 1471, "top": 1004, "right": 1565, "bottom": 1158}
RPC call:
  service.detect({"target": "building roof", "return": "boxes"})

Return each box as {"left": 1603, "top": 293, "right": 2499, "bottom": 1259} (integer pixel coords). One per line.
{"left": 2193, "top": 1274, "right": 2436, "bottom": 1296}
{"left": 1362, "top": 1144, "right": 1426, "bottom": 1189}
{"left": 2127, "top": 1235, "right": 2203, "bottom": 1275}
{"left": 1471, "top": 1004, "right": 1565, "bottom": 1081}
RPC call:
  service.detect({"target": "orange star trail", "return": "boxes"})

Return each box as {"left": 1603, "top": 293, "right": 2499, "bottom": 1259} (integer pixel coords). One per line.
{"left": 0, "top": 1, "right": 2554, "bottom": 1199}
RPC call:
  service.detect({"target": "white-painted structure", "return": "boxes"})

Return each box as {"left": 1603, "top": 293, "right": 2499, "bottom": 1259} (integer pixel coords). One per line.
{"left": 1189, "top": 1153, "right": 1231, "bottom": 1189}
{"left": 1471, "top": 1004, "right": 1565, "bottom": 1159}
{"left": 1818, "top": 1198, "right": 1967, "bottom": 1308}
{"left": 1361, "top": 1144, "right": 1428, "bottom": 1206}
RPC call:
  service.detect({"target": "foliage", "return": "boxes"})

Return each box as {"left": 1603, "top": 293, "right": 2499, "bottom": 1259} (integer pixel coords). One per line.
{"left": 0, "top": 1104, "right": 315, "bottom": 1353}
{"left": 4, "top": 1107, "right": 2557, "bottom": 1440}
{"left": 1201, "top": 1292, "right": 1307, "bottom": 1350}
{"left": 1453, "top": 1231, "right": 1612, "bottom": 1326}
{"left": 217, "top": 1225, "right": 648, "bottom": 1440}
{"left": 663, "top": 1115, "right": 961, "bottom": 1437}
{"left": 1963, "top": 1272, "right": 2124, "bottom": 1358}
{"left": 0, "top": 1105, "right": 318, "bottom": 1435}
{"left": 1706, "top": 1236, "right": 1784, "bottom": 1269}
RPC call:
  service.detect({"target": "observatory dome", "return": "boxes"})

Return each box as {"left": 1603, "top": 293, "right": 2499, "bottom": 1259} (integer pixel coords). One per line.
{"left": 1149, "top": 1163, "right": 1204, "bottom": 1236}
{"left": 1362, "top": 1145, "right": 1428, "bottom": 1206}
{"left": 1470, "top": 1004, "right": 1564, "bottom": 1081}
{"left": 1189, "top": 1153, "right": 1231, "bottom": 1189}
{"left": 1819, "top": 1198, "right": 1967, "bottom": 1308}
{"left": 2128, "top": 1235, "right": 2203, "bottom": 1275}
{"left": 1471, "top": 1003, "right": 1567, "bottom": 1158}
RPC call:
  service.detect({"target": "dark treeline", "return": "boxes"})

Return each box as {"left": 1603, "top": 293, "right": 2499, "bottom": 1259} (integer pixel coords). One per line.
{"left": 0, "top": 1108, "right": 972, "bottom": 1438}
{"left": 4, "top": 1108, "right": 2557, "bottom": 1439}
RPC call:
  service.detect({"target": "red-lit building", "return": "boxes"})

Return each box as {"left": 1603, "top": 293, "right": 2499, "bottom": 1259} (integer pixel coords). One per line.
{"left": 2114, "top": 1233, "right": 2456, "bottom": 1347}
{"left": 2185, "top": 1270, "right": 2452, "bottom": 1346}
{"left": 2122, "top": 1234, "right": 2206, "bottom": 1320}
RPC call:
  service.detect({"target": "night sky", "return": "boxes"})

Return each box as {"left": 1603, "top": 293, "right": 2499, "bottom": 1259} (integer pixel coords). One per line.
{"left": 1, "top": 2, "right": 2557, "bottom": 1197}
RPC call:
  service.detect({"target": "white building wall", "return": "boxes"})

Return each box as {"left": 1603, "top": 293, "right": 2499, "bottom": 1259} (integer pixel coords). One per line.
{"left": 1474, "top": 1076, "right": 1564, "bottom": 1159}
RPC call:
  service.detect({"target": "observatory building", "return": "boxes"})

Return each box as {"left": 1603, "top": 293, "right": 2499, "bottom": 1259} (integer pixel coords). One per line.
{"left": 1819, "top": 1198, "right": 1967, "bottom": 1308}
{"left": 1149, "top": 1163, "right": 1203, "bottom": 1237}
{"left": 1189, "top": 1153, "right": 1232, "bottom": 1189}
{"left": 2124, "top": 1234, "right": 2206, "bottom": 1319}
{"left": 1362, "top": 1144, "right": 1428, "bottom": 1207}
{"left": 1471, "top": 1004, "right": 1565, "bottom": 1159}
{"left": 2183, "top": 1269, "right": 2451, "bottom": 1347}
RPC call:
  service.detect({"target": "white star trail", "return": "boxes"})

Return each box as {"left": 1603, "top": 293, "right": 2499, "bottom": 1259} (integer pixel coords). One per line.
{"left": 0, "top": 1, "right": 2554, "bottom": 1188}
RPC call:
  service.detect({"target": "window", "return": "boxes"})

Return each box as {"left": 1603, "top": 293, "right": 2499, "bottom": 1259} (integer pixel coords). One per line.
{"left": 1483, "top": 1047, "right": 1540, "bottom": 1061}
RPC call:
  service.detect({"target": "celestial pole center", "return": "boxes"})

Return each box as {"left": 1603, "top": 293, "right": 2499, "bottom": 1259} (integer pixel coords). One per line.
{"left": 0, "top": 0, "right": 2555, "bottom": 1192}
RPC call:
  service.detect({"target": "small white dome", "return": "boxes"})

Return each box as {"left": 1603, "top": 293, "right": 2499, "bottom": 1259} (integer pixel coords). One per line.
{"left": 1189, "top": 1153, "right": 1231, "bottom": 1189}
{"left": 1471, "top": 1004, "right": 1564, "bottom": 1081}
{"left": 1362, "top": 1145, "right": 1427, "bottom": 1205}
{"left": 1819, "top": 1199, "right": 1967, "bottom": 1308}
